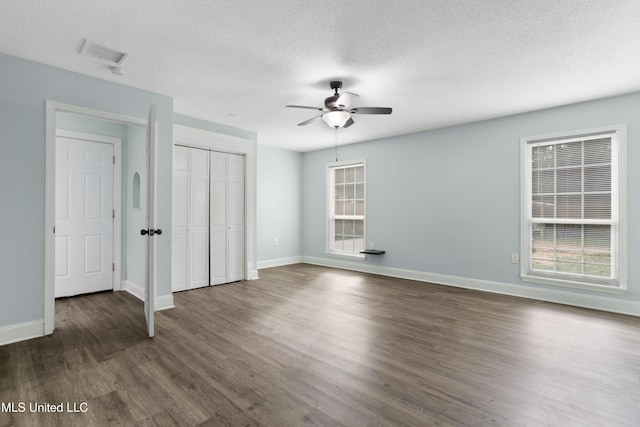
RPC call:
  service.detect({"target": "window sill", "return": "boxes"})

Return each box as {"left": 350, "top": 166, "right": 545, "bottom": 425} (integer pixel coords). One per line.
{"left": 521, "top": 274, "right": 627, "bottom": 295}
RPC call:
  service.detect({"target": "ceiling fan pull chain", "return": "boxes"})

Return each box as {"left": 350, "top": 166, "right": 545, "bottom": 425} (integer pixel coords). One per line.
{"left": 334, "top": 127, "right": 339, "bottom": 162}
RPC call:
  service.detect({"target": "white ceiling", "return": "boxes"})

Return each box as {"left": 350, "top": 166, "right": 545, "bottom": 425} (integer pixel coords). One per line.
{"left": 2, "top": 1, "right": 640, "bottom": 151}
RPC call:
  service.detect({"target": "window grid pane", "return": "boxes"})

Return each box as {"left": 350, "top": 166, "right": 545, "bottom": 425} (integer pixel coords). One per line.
{"left": 531, "top": 138, "right": 613, "bottom": 221}
{"left": 330, "top": 163, "right": 365, "bottom": 255}
{"left": 531, "top": 223, "right": 613, "bottom": 278}
{"left": 528, "top": 132, "right": 617, "bottom": 285}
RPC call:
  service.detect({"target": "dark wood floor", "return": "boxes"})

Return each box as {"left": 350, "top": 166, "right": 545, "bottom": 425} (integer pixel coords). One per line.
{"left": 1, "top": 264, "right": 639, "bottom": 426}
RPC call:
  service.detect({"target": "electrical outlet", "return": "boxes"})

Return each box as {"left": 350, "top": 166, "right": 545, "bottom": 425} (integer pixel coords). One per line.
{"left": 511, "top": 253, "right": 519, "bottom": 264}
{"left": 274, "top": 238, "right": 279, "bottom": 246}
{"left": 370, "top": 242, "right": 375, "bottom": 249}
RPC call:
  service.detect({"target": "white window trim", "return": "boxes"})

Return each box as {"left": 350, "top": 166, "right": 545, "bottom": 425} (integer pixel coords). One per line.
{"left": 520, "top": 124, "right": 627, "bottom": 294}
{"left": 326, "top": 159, "right": 366, "bottom": 260}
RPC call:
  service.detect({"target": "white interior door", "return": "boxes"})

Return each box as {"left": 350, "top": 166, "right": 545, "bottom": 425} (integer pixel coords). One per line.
{"left": 55, "top": 137, "right": 114, "bottom": 297}
{"left": 144, "top": 106, "right": 157, "bottom": 338}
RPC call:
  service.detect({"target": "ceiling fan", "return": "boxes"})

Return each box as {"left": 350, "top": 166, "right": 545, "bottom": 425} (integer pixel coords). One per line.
{"left": 286, "top": 81, "right": 392, "bottom": 128}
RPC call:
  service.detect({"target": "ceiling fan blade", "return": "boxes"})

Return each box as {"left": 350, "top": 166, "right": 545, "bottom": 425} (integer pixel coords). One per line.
{"left": 297, "top": 115, "right": 322, "bottom": 126}
{"left": 350, "top": 107, "right": 392, "bottom": 115}
{"left": 286, "top": 105, "right": 326, "bottom": 111}
{"left": 343, "top": 116, "right": 355, "bottom": 128}
{"left": 336, "top": 91, "right": 359, "bottom": 108}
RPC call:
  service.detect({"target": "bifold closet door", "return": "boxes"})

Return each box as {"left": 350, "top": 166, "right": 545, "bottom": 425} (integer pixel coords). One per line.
{"left": 172, "top": 146, "right": 209, "bottom": 291}
{"left": 210, "top": 151, "right": 245, "bottom": 285}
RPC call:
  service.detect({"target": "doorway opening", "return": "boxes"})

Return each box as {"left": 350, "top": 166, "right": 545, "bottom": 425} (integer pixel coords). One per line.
{"left": 44, "top": 101, "right": 156, "bottom": 337}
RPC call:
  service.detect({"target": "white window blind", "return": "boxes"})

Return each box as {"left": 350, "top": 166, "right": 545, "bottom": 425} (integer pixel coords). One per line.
{"left": 328, "top": 162, "right": 365, "bottom": 258}
{"left": 522, "top": 127, "right": 625, "bottom": 291}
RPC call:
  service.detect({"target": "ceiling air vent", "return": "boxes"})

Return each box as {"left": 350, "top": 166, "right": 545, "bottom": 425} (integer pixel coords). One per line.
{"left": 79, "top": 39, "right": 128, "bottom": 65}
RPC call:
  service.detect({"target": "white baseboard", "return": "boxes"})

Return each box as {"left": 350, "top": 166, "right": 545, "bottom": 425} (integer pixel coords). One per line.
{"left": 157, "top": 294, "right": 175, "bottom": 311}
{"left": 257, "top": 256, "right": 303, "bottom": 270}
{"left": 122, "top": 280, "right": 145, "bottom": 301}
{"left": 302, "top": 256, "right": 640, "bottom": 317}
{"left": 0, "top": 320, "right": 44, "bottom": 346}
{"left": 248, "top": 269, "right": 260, "bottom": 280}
{"left": 121, "top": 280, "right": 174, "bottom": 311}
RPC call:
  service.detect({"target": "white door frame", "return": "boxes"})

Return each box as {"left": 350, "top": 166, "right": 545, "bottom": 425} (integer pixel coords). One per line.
{"left": 45, "top": 101, "right": 147, "bottom": 335}
{"left": 55, "top": 129, "right": 122, "bottom": 294}
{"left": 172, "top": 124, "right": 256, "bottom": 285}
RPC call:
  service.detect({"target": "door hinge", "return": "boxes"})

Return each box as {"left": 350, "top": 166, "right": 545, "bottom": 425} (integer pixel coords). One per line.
{"left": 112, "top": 263, "right": 115, "bottom": 272}
{"left": 113, "top": 209, "right": 115, "bottom": 218}
{"left": 113, "top": 155, "right": 116, "bottom": 165}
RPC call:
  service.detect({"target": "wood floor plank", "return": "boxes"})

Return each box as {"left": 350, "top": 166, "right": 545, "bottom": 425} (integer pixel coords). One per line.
{"left": 1, "top": 264, "right": 640, "bottom": 426}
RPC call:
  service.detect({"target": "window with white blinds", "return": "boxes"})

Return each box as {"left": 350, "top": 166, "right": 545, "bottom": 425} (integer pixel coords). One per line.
{"left": 327, "top": 161, "right": 366, "bottom": 258}
{"left": 521, "top": 126, "right": 626, "bottom": 291}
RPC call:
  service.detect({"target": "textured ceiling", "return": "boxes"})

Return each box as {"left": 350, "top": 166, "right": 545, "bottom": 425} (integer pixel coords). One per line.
{"left": 2, "top": 0, "right": 640, "bottom": 151}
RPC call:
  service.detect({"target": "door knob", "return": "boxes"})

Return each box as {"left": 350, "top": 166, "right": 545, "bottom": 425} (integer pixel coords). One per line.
{"left": 140, "top": 229, "right": 163, "bottom": 236}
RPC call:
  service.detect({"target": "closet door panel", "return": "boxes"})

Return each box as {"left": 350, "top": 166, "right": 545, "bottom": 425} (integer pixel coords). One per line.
{"left": 228, "top": 153, "right": 245, "bottom": 282}
{"left": 229, "top": 230, "right": 244, "bottom": 281}
{"left": 210, "top": 151, "right": 229, "bottom": 285}
{"left": 190, "top": 150, "right": 209, "bottom": 227}
{"left": 189, "top": 148, "right": 210, "bottom": 289}
{"left": 210, "top": 231, "right": 227, "bottom": 285}
{"left": 210, "top": 180, "right": 227, "bottom": 227}
{"left": 171, "top": 233, "right": 188, "bottom": 292}
{"left": 228, "top": 180, "right": 244, "bottom": 227}
{"left": 190, "top": 231, "right": 209, "bottom": 288}
{"left": 171, "top": 146, "right": 189, "bottom": 292}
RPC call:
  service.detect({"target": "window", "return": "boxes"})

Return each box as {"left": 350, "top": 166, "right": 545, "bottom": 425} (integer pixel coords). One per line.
{"left": 521, "top": 125, "right": 626, "bottom": 292}
{"left": 328, "top": 161, "right": 365, "bottom": 258}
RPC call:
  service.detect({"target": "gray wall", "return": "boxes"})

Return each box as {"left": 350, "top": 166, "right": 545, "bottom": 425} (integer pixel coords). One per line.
{"left": 257, "top": 145, "right": 302, "bottom": 265}
{"left": 301, "top": 92, "right": 640, "bottom": 305}
{"left": 0, "top": 53, "right": 173, "bottom": 328}
{"left": 57, "top": 112, "right": 128, "bottom": 139}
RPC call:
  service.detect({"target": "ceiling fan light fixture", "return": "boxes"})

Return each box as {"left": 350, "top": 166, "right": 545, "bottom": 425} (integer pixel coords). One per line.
{"left": 322, "top": 110, "right": 350, "bottom": 128}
